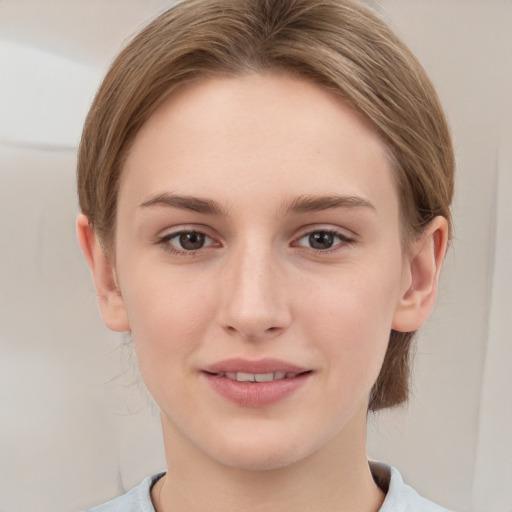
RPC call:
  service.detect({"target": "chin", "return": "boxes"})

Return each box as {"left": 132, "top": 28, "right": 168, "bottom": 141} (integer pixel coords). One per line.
{"left": 212, "top": 445, "right": 304, "bottom": 471}
{"left": 200, "top": 428, "right": 314, "bottom": 472}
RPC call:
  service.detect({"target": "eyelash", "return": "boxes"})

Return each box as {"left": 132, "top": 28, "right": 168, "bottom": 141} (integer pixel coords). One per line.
{"left": 294, "top": 229, "right": 354, "bottom": 252}
{"left": 157, "top": 230, "right": 217, "bottom": 256}
{"left": 156, "top": 228, "right": 354, "bottom": 256}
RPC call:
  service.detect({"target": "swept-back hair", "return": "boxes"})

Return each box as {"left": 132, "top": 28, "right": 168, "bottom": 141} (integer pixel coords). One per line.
{"left": 77, "top": 0, "right": 454, "bottom": 410}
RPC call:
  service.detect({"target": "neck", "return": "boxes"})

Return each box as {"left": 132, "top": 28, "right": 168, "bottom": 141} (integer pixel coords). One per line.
{"left": 153, "top": 411, "right": 384, "bottom": 512}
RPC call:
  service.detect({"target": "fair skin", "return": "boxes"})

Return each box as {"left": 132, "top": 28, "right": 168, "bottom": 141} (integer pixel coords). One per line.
{"left": 78, "top": 73, "right": 448, "bottom": 512}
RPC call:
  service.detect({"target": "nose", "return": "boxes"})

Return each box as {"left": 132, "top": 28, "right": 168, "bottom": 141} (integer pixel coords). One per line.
{"left": 216, "top": 242, "right": 292, "bottom": 341}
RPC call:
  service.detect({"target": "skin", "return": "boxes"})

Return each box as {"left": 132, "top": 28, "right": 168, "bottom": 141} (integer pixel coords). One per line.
{"left": 78, "top": 73, "right": 448, "bottom": 512}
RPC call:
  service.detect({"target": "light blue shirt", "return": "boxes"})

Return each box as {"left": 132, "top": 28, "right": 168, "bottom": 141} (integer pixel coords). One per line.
{"left": 83, "top": 463, "right": 453, "bottom": 511}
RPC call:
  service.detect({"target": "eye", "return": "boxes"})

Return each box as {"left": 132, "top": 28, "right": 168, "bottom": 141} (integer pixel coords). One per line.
{"left": 296, "top": 230, "right": 351, "bottom": 250}
{"left": 160, "top": 230, "right": 216, "bottom": 253}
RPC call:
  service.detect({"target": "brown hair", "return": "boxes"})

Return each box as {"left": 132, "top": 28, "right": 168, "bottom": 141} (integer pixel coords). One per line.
{"left": 77, "top": 0, "right": 454, "bottom": 411}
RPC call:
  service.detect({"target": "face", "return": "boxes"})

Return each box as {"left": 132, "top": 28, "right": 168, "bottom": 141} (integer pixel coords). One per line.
{"left": 110, "top": 73, "right": 414, "bottom": 470}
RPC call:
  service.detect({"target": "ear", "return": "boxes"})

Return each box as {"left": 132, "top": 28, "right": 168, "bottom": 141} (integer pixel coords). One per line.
{"left": 392, "top": 216, "right": 449, "bottom": 332}
{"left": 76, "top": 214, "right": 130, "bottom": 332}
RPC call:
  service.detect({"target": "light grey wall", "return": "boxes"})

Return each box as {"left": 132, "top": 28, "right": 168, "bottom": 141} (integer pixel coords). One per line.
{"left": 0, "top": 1, "right": 510, "bottom": 511}
{"left": 366, "top": 3, "right": 512, "bottom": 512}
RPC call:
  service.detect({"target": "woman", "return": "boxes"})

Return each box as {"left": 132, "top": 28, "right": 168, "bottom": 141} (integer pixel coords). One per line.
{"left": 76, "top": 0, "right": 454, "bottom": 510}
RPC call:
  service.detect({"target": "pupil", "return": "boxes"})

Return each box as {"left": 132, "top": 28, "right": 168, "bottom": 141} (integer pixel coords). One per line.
{"left": 309, "top": 231, "right": 334, "bottom": 249}
{"left": 179, "top": 232, "right": 205, "bottom": 250}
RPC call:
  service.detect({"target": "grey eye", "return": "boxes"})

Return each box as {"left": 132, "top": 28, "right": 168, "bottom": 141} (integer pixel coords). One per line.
{"left": 296, "top": 230, "right": 350, "bottom": 250}
{"left": 176, "top": 231, "right": 206, "bottom": 250}
{"left": 308, "top": 231, "right": 336, "bottom": 249}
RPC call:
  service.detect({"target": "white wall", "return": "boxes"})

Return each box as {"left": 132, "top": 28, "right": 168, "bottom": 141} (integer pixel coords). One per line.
{"left": 0, "top": 41, "right": 99, "bottom": 148}
{"left": 0, "top": 2, "right": 510, "bottom": 511}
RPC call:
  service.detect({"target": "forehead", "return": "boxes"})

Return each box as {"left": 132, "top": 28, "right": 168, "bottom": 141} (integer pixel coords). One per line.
{"left": 119, "top": 73, "right": 398, "bottom": 220}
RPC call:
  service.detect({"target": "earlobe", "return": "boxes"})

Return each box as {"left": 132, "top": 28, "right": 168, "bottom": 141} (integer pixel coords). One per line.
{"left": 76, "top": 214, "right": 130, "bottom": 332}
{"left": 392, "top": 216, "right": 449, "bottom": 333}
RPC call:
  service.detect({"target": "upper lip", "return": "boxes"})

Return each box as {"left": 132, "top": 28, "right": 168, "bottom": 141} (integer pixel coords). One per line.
{"left": 202, "top": 357, "right": 310, "bottom": 375}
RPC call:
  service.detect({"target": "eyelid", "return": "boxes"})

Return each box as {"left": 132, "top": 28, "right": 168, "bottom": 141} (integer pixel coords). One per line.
{"left": 155, "top": 225, "right": 221, "bottom": 255}
{"left": 156, "top": 223, "right": 217, "bottom": 240}
{"left": 292, "top": 226, "right": 356, "bottom": 251}
{"left": 153, "top": 224, "right": 355, "bottom": 255}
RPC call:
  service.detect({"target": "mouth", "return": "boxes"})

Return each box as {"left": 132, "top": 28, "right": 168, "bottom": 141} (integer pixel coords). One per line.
{"left": 204, "top": 370, "right": 310, "bottom": 382}
{"left": 201, "top": 358, "right": 312, "bottom": 407}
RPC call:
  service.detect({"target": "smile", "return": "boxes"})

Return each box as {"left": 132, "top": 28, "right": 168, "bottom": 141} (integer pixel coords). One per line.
{"left": 211, "top": 371, "right": 302, "bottom": 382}
{"left": 202, "top": 359, "right": 312, "bottom": 407}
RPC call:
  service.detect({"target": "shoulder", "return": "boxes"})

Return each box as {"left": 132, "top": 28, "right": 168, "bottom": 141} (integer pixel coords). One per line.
{"left": 371, "top": 462, "right": 455, "bottom": 512}
{"left": 82, "top": 473, "right": 164, "bottom": 512}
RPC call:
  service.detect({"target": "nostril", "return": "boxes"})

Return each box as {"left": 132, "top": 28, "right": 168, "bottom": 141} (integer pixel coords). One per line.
{"left": 222, "top": 323, "right": 283, "bottom": 341}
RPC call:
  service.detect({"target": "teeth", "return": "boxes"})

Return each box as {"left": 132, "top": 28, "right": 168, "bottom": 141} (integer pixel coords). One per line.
{"left": 237, "top": 372, "right": 256, "bottom": 382}
{"left": 255, "top": 373, "right": 274, "bottom": 382}
{"left": 220, "top": 371, "right": 298, "bottom": 382}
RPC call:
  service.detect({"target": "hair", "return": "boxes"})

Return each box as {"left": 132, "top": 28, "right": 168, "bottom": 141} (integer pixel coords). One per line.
{"left": 77, "top": 0, "right": 454, "bottom": 411}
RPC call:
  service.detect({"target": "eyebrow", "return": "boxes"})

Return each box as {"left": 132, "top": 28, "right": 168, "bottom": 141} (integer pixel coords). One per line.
{"left": 138, "top": 192, "right": 376, "bottom": 216}
{"left": 139, "top": 193, "right": 226, "bottom": 215}
{"left": 283, "top": 194, "right": 376, "bottom": 214}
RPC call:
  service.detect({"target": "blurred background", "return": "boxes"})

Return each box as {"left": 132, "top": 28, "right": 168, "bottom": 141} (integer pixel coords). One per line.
{"left": 0, "top": 1, "right": 511, "bottom": 511}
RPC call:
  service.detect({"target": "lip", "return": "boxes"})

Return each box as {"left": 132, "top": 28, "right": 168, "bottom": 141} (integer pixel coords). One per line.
{"left": 203, "top": 357, "right": 309, "bottom": 375}
{"left": 201, "top": 358, "right": 312, "bottom": 408}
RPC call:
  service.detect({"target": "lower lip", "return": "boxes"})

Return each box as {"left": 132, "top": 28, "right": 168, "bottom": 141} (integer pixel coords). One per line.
{"left": 202, "top": 372, "right": 311, "bottom": 408}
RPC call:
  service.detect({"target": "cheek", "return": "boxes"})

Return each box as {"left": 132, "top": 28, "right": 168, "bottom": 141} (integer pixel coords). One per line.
{"left": 119, "top": 266, "right": 214, "bottom": 376}
{"left": 310, "top": 294, "right": 390, "bottom": 370}
{"left": 299, "top": 263, "right": 402, "bottom": 380}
